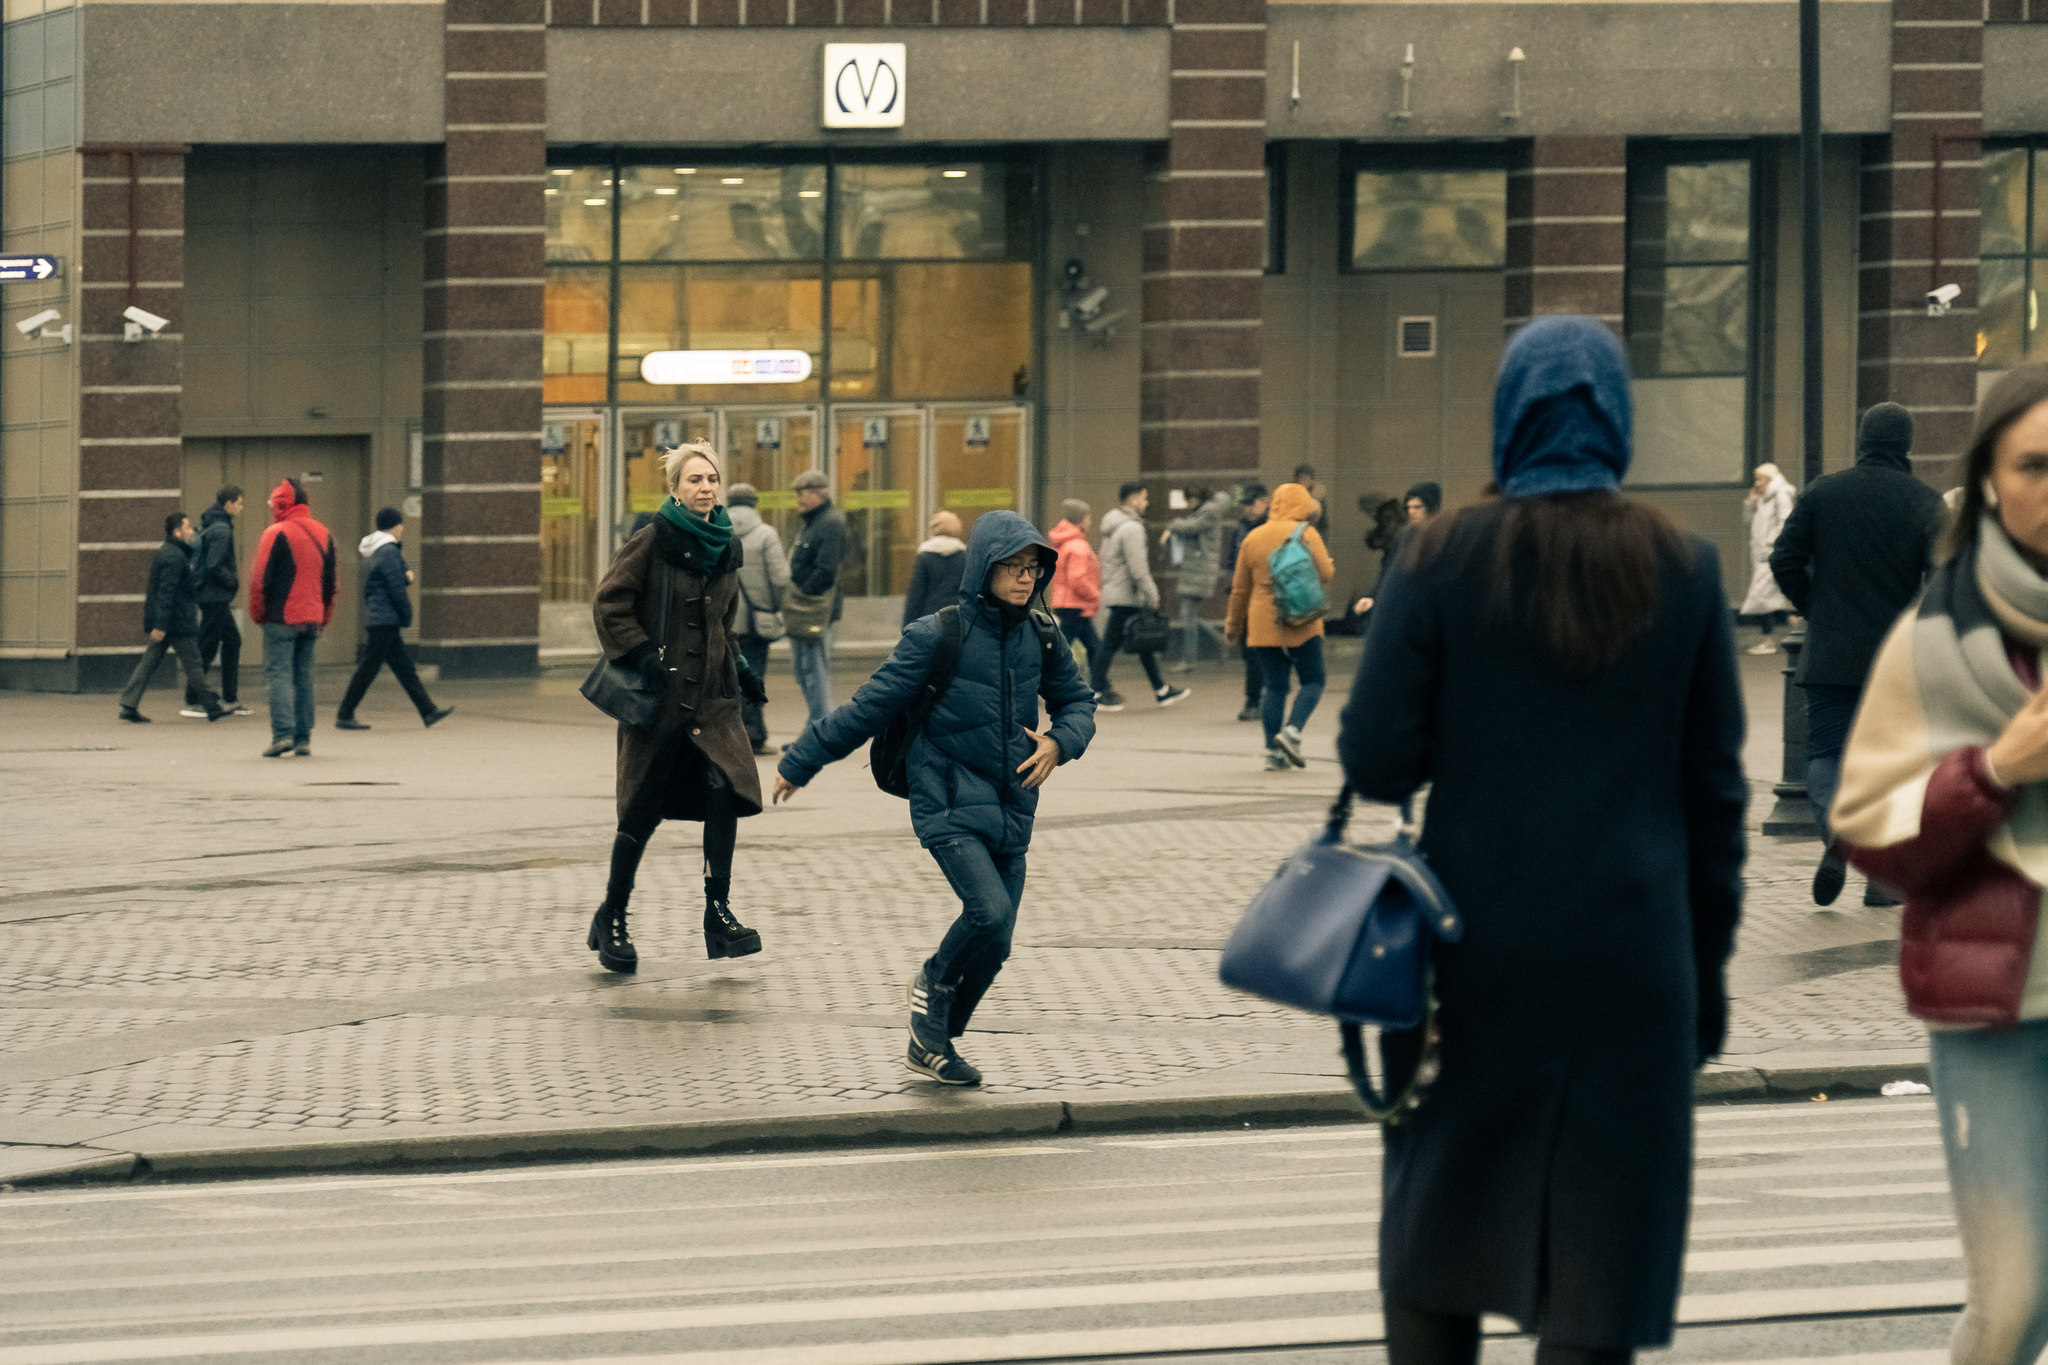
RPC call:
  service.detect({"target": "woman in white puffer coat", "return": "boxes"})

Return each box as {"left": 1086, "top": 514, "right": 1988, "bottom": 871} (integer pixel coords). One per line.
{"left": 1740, "top": 462, "right": 1796, "bottom": 655}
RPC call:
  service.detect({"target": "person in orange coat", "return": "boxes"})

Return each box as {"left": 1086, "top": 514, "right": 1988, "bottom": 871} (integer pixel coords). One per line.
{"left": 1225, "top": 482, "right": 1335, "bottom": 770}
{"left": 1047, "top": 499, "right": 1103, "bottom": 677}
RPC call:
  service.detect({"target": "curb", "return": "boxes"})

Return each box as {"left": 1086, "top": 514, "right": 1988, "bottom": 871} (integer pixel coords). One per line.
{"left": 0, "top": 1063, "right": 1935, "bottom": 1189}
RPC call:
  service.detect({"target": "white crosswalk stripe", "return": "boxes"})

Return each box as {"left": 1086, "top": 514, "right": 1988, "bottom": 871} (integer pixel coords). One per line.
{"left": 0, "top": 1097, "right": 1962, "bottom": 1365}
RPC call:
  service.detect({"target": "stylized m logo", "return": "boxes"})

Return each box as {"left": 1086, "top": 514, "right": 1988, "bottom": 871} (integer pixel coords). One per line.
{"left": 822, "top": 43, "right": 906, "bottom": 129}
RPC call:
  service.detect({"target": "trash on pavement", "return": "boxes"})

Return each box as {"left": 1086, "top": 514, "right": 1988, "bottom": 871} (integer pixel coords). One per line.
{"left": 1881, "top": 1079, "right": 1933, "bottom": 1097}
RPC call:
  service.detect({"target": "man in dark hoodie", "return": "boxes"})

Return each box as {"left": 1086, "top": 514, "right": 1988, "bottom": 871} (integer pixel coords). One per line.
{"left": 119, "top": 513, "right": 227, "bottom": 724}
{"left": 773, "top": 511, "right": 1097, "bottom": 1087}
{"left": 184, "top": 485, "right": 249, "bottom": 717}
{"left": 335, "top": 507, "right": 452, "bottom": 731}
{"left": 1771, "top": 402, "right": 1947, "bottom": 906}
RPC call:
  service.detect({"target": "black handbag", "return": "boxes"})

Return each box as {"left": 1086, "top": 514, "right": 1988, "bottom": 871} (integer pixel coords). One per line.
{"left": 1219, "top": 787, "right": 1463, "bottom": 1124}
{"left": 580, "top": 560, "right": 673, "bottom": 729}
{"left": 1122, "top": 605, "right": 1172, "bottom": 654}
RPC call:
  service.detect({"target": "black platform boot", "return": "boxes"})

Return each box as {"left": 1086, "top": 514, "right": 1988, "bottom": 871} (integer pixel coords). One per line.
{"left": 702, "top": 877, "right": 762, "bottom": 959}
{"left": 587, "top": 832, "right": 644, "bottom": 973}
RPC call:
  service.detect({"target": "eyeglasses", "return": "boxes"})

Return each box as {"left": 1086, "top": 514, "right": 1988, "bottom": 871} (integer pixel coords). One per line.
{"left": 994, "top": 560, "right": 1049, "bottom": 581}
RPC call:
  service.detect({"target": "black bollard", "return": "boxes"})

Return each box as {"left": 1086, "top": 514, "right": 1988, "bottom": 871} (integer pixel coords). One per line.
{"left": 1760, "top": 627, "right": 1819, "bottom": 836}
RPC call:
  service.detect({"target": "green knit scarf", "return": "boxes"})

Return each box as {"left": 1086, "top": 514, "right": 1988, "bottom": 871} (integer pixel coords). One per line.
{"left": 657, "top": 497, "right": 733, "bottom": 558}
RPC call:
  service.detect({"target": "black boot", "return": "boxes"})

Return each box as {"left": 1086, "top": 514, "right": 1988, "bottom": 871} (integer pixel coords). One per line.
{"left": 702, "top": 878, "right": 761, "bottom": 959}
{"left": 587, "top": 832, "right": 644, "bottom": 973}
{"left": 1813, "top": 843, "right": 1847, "bottom": 907}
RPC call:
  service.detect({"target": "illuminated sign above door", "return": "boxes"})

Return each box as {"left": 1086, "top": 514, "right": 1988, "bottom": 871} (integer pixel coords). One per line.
{"left": 639, "top": 350, "right": 815, "bottom": 385}
{"left": 823, "top": 43, "right": 905, "bottom": 129}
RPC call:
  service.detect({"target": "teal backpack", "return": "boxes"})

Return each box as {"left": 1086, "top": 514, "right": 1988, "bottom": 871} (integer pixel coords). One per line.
{"left": 1267, "top": 524, "right": 1327, "bottom": 628}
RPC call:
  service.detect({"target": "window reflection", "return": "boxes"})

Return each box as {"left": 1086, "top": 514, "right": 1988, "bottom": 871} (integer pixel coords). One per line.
{"left": 546, "top": 168, "right": 614, "bottom": 263}
{"left": 544, "top": 267, "right": 609, "bottom": 404}
{"left": 612, "top": 265, "right": 824, "bottom": 404}
{"left": 1980, "top": 257, "right": 2028, "bottom": 370}
{"left": 1984, "top": 147, "right": 2029, "bottom": 258}
{"left": 1351, "top": 170, "right": 1506, "bottom": 270}
{"left": 835, "top": 164, "right": 1022, "bottom": 260}
{"left": 1982, "top": 143, "right": 2044, "bottom": 370}
{"left": 1628, "top": 155, "right": 1751, "bottom": 377}
{"left": 619, "top": 165, "right": 825, "bottom": 262}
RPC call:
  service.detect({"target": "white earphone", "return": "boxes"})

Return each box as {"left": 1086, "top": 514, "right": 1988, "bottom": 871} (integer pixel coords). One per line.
{"left": 1985, "top": 477, "right": 2001, "bottom": 509}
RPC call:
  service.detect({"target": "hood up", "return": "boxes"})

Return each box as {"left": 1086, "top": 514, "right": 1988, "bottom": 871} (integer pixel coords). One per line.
{"left": 1048, "top": 519, "right": 1088, "bottom": 548}
{"left": 917, "top": 534, "right": 967, "bottom": 557}
{"left": 727, "top": 504, "right": 764, "bottom": 534}
{"left": 359, "top": 530, "right": 397, "bottom": 559}
{"left": 268, "top": 479, "right": 310, "bottom": 522}
{"left": 200, "top": 504, "right": 234, "bottom": 529}
{"left": 1269, "top": 482, "right": 1321, "bottom": 526}
{"left": 1491, "top": 314, "right": 1633, "bottom": 498}
{"left": 1856, "top": 401, "right": 1915, "bottom": 472}
{"left": 958, "top": 510, "right": 1055, "bottom": 611}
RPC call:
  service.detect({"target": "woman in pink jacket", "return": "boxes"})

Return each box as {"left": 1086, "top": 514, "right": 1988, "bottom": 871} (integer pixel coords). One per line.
{"left": 1048, "top": 499, "right": 1102, "bottom": 680}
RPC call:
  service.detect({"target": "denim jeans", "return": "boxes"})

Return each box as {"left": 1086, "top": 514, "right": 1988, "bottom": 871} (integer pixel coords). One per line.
{"left": 1802, "top": 683, "right": 1862, "bottom": 846}
{"left": 263, "top": 622, "right": 319, "bottom": 743}
{"left": 925, "top": 836, "right": 1028, "bottom": 1037}
{"left": 1255, "top": 636, "right": 1327, "bottom": 745}
{"left": 1932, "top": 1019, "right": 2048, "bottom": 1365}
{"left": 737, "top": 633, "right": 772, "bottom": 746}
{"left": 792, "top": 627, "right": 833, "bottom": 724}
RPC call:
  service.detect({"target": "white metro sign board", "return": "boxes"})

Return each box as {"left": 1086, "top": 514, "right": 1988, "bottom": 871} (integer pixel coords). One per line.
{"left": 823, "top": 43, "right": 905, "bottom": 129}
{"left": 640, "top": 350, "right": 814, "bottom": 385}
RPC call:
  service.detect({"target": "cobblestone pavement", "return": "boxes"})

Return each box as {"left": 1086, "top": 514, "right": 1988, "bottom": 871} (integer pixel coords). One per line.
{"left": 0, "top": 635, "right": 1926, "bottom": 1167}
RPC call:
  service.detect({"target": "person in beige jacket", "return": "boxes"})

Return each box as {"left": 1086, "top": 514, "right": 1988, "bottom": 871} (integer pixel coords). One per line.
{"left": 1226, "top": 482, "right": 1335, "bottom": 769}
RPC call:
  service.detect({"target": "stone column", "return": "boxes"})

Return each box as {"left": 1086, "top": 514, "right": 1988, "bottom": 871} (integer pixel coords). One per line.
{"left": 73, "top": 145, "right": 186, "bottom": 690}
{"left": 419, "top": 0, "right": 547, "bottom": 678}
{"left": 1139, "top": 0, "right": 1265, "bottom": 482}
{"left": 1504, "top": 136, "right": 1627, "bottom": 336}
{"left": 1858, "top": 0, "right": 1982, "bottom": 488}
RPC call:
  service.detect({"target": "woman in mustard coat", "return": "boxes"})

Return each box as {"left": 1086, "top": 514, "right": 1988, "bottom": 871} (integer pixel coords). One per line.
{"left": 1225, "top": 481, "right": 1335, "bottom": 770}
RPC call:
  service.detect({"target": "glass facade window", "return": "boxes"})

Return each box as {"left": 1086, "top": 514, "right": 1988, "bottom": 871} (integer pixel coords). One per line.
{"left": 543, "top": 267, "right": 609, "bottom": 404}
{"left": 1348, "top": 163, "right": 1506, "bottom": 271}
{"left": 614, "top": 265, "right": 826, "bottom": 404}
{"left": 1627, "top": 153, "right": 1752, "bottom": 378}
{"left": 1981, "top": 143, "right": 2045, "bottom": 370}
{"left": 545, "top": 167, "right": 615, "bottom": 263}
{"left": 834, "top": 163, "right": 1027, "bottom": 260}
{"left": 619, "top": 164, "right": 826, "bottom": 262}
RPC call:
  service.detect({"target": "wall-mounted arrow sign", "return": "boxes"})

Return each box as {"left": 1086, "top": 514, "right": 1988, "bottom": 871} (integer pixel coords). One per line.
{"left": 0, "top": 256, "right": 60, "bottom": 282}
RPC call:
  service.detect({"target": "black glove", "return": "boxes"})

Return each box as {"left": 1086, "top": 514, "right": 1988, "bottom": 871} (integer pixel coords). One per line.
{"left": 1696, "top": 971, "right": 1729, "bottom": 1067}
{"left": 737, "top": 663, "right": 768, "bottom": 707}
{"left": 625, "top": 641, "right": 668, "bottom": 687}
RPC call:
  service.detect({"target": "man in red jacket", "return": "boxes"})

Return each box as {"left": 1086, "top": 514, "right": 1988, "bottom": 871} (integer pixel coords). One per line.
{"left": 247, "top": 478, "right": 336, "bottom": 757}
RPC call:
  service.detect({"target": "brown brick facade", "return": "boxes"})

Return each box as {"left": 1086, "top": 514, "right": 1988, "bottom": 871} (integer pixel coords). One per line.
{"left": 1140, "top": 0, "right": 1264, "bottom": 483}
{"left": 1504, "top": 137, "right": 1627, "bottom": 336}
{"left": 421, "top": 0, "right": 547, "bottom": 676}
{"left": 1859, "top": 0, "right": 1983, "bottom": 487}
{"left": 74, "top": 146, "right": 188, "bottom": 656}
{"left": 545, "top": 0, "right": 1167, "bottom": 24}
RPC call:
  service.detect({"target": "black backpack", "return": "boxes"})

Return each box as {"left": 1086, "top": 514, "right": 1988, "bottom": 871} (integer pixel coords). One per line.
{"left": 871, "top": 603, "right": 1065, "bottom": 799}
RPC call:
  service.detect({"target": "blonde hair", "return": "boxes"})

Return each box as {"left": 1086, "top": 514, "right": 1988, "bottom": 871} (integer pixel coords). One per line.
{"left": 1753, "top": 462, "right": 1782, "bottom": 482}
{"left": 929, "top": 511, "right": 963, "bottom": 539}
{"left": 662, "top": 442, "right": 723, "bottom": 494}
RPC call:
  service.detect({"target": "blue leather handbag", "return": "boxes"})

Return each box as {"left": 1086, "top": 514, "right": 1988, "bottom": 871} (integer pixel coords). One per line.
{"left": 1219, "top": 787, "right": 1463, "bottom": 1123}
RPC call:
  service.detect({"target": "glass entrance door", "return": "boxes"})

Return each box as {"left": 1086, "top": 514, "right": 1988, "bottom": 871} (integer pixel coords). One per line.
{"left": 932, "top": 405, "right": 1029, "bottom": 542}
{"left": 540, "top": 412, "right": 607, "bottom": 653}
{"left": 831, "top": 407, "right": 925, "bottom": 599}
{"left": 722, "top": 409, "right": 820, "bottom": 546}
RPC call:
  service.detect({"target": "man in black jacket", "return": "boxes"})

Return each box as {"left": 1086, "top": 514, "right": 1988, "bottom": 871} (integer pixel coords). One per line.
{"left": 119, "top": 513, "right": 226, "bottom": 724}
{"left": 787, "top": 468, "right": 849, "bottom": 724}
{"left": 1771, "top": 402, "right": 1947, "bottom": 906}
{"left": 1219, "top": 484, "right": 1268, "bottom": 722}
{"left": 185, "top": 485, "right": 248, "bottom": 717}
{"left": 335, "top": 507, "right": 451, "bottom": 730}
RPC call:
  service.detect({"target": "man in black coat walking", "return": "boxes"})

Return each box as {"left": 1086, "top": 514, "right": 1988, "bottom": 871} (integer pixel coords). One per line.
{"left": 1770, "top": 401, "right": 1946, "bottom": 906}
{"left": 1219, "top": 483, "right": 1268, "bottom": 722}
{"left": 335, "top": 507, "right": 451, "bottom": 730}
{"left": 788, "top": 468, "right": 850, "bottom": 724}
{"left": 119, "top": 513, "right": 227, "bottom": 724}
{"left": 185, "top": 485, "right": 248, "bottom": 716}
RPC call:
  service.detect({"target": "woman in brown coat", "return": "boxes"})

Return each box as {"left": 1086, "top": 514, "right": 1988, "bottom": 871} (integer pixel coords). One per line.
{"left": 588, "top": 443, "right": 768, "bottom": 972}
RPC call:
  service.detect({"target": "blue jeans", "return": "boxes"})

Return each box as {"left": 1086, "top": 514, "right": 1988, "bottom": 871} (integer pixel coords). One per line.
{"left": 792, "top": 627, "right": 832, "bottom": 724}
{"left": 1802, "top": 683, "right": 1861, "bottom": 846}
{"left": 1255, "top": 636, "right": 1326, "bottom": 746}
{"left": 262, "top": 623, "right": 319, "bottom": 743}
{"left": 925, "top": 836, "right": 1027, "bottom": 1038}
{"left": 1932, "top": 1019, "right": 2048, "bottom": 1365}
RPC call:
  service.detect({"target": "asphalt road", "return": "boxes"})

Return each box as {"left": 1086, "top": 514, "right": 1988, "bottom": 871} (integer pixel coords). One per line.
{"left": 0, "top": 1095, "right": 1959, "bottom": 1365}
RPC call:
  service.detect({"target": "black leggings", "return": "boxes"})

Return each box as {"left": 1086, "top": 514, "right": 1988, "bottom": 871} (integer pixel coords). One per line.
{"left": 618, "top": 758, "right": 738, "bottom": 887}
{"left": 1385, "top": 1302, "right": 1632, "bottom": 1365}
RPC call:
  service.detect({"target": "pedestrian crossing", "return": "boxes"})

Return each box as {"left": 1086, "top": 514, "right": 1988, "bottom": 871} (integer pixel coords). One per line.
{"left": 0, "top": 1097, "right": 1960, "bottom": 1365}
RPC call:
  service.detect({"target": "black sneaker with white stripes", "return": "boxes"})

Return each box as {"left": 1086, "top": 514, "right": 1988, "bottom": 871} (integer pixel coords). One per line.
{"left": 906, "top": 1039, "right": 982, "bottom": 1086}
{"left": 906, "top": 966, "right": 982, "bottom": 1084}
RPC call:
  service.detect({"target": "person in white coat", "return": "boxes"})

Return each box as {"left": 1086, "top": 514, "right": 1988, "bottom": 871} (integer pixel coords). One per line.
{"left": 1740, "top": 462, "right": 1796, "bottom": 655}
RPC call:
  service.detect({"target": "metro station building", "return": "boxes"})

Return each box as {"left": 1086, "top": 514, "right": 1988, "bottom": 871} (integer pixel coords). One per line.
{"left": 0, "top": 0, "right": 2041, "bottom": 686}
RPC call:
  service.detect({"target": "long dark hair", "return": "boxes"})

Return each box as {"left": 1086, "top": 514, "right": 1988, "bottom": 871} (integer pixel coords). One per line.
{"left": 1941, "top": 363, "right": 2048, "bottom": 563}
{"left": 1412, "top": 489, "right": 1690, "bottom": 678}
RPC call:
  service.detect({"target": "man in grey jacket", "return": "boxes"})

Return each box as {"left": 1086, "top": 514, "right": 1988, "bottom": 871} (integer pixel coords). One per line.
{"left": 727, "top": 483, "right": 792, "bottom": 754}
{"left": 1090, "top": 481, "right": 1190, "bottom": 711}
{"left": 1162, "top": 487, "right": 1231, "bottom": 671}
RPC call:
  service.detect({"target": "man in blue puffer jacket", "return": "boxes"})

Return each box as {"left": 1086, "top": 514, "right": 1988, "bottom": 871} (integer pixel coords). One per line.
{"left": 775, "top": 510, "right": 1097, "bottom": 1085}
{"left": 335, "top": 508, "right": 452, "bottom": 731}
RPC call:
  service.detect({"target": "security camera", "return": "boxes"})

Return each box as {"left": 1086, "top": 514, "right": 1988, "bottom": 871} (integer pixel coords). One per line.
{"left": 16, "top": 308, "right": 59, "bottom": 336}
{"left": 1927, "top": 283, "right": 1962, "bottom": 317}
{"left": 1073, "top": 286, "right": 1110, "bottom": 321}
{"left": 123, "top": 305, "right": 169, "bottom": 342}
{"left": 1083, "top": 307, "right": 1127, "bottom": 335}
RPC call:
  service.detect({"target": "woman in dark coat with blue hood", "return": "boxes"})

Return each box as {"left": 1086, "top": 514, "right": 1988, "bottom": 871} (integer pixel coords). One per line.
{"left": 774, "top": 510, "right": 1097, "bottom": 1086}
{"left": 1339, "top": 315, "right": 1747, "bottom": 1364}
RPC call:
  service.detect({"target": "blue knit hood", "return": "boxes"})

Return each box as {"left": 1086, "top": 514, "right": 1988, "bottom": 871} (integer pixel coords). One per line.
{"left": 1492, "top": 315, "right": 1634, "bottom": 498}
{"left": 957, "top": 510, "right": 1056, "bottom": 610}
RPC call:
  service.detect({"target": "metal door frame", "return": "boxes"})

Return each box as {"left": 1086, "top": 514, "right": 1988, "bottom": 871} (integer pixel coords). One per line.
{"left": 927, "top": 402, "right": 1032, "bottom": 524}
{"left": 826, "top": 402, "right": 932, "bottom": 528}
{"left": 541, "top": 407, "right": 610, "bottom": 605}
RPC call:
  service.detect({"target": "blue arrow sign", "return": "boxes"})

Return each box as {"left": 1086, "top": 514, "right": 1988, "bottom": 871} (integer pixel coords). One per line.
{"left": 0, "top": 256, "right": 60, "bottom": 282}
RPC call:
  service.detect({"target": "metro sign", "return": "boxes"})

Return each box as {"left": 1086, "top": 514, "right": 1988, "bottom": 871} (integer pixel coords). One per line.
{"left": 640, "top": 350, "right": 814, "bottom": 385}
{"left": 0, "top": 255, "right": 60, "bottom": 282}
{"left": 823, "top": 43, "right": 905, "bottom": 129}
